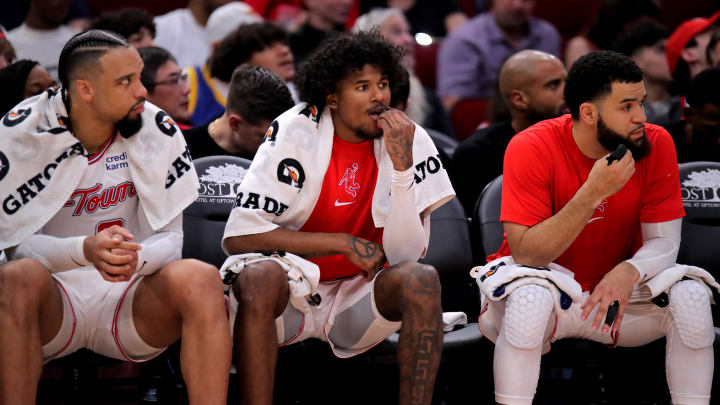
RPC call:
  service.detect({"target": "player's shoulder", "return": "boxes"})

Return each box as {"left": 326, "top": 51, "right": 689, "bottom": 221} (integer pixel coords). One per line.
{"left": 644, "top": 122, "right": 673, "bottom": 143}
{"left": 644, "top": 122, "right": 676, "bottom": 154}
{"left": 508, "top": 115, "right": 570, "bottom": 152}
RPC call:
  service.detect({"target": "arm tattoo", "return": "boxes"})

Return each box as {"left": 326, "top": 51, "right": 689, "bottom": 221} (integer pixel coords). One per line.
{"left": 351, "top": 236, "right": 378, "bottom": 259}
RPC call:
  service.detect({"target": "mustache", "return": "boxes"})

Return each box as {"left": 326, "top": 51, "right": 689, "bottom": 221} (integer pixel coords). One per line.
{"left": 630, "top": 124, "right": 644, "bottom": 134}
{"left": 366, "top": 103, "right": 389, "bottom": 114}
{"left": 128, "top": 98, "right": 146, "bottom": 114}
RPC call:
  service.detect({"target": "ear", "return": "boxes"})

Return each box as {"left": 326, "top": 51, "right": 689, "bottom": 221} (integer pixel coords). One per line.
{"left": 681, "top": 47, "right": 699, "bottom": 63}
{"left": 509, "top": 89, "right": 528, "bottom": 111}
{"left": 326, "top": 92, "right": 338, "bottom": 110}
{"left": 228, "top": 113, "right": 243, "bottom": 130}
{"left": 578, "top": 102, "right": 597, "bottom": 126}
{"left": 73, "top": 79, "right": 94, "bottom": 102}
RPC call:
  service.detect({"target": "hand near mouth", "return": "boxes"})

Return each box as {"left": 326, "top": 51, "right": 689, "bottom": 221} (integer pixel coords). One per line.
{"left": 377, "top": 108, "right": 415, "bottom": 171}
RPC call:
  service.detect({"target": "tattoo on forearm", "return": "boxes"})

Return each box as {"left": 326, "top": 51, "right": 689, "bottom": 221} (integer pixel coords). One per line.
{"left": 352, "top": 237, "right": 377, "bottom": 258}
{"left": 410, "top": 331, "right": 436, "bottom": 405}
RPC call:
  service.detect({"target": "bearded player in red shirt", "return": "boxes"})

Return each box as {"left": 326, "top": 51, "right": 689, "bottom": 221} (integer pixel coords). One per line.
{"left": 221, "top": 32, "right": 455, "bottom": 405}
{"left": 479, "top": 51, "right": 715, "bottom": 405}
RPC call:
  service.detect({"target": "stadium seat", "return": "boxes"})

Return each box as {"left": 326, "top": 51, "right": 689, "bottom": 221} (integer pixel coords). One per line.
{"left": 182, "top": 155, "right": 251, "bottom": 267}
{"left": 426, "top": 128, "right": 459, "bottom": 159}
{"left": 450, "top": 98, "right": 490, "bottom": 141}
{"left": 469, "top": 173, "right": 675, "bottom": 404}
{"left": 473, "top": 174, "right": 503, "bottom": 260}
{"left": 676, "top": 161, "right": 720, "bottom": 277}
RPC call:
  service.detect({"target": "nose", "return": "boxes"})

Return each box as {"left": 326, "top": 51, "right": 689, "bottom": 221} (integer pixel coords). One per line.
{"left": 180, "top": 79, "right": 190, "bottom": 97}
{"left": 135, "top": 80, "right": 147, "bottom": 100}
{"left": 370, "top": 85, "right": 386, "bottom": 105}
{"left": 633, "top": 105, "right": 647, "bottom": 124}
{"left": 277, "top": 43, "right": 290, "bottom": 55}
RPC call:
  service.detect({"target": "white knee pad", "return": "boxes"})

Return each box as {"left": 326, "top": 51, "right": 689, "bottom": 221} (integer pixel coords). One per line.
{"left": 503, "top": 284, "right": 554, "bottom": 349}
{"left": 669, "top": 280, "right": 714, "bottom": 349}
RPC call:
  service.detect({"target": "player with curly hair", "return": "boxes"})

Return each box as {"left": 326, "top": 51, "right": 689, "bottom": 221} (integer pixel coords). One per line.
{"left": 222, "top": 31, "right": 455, "bottom": 405}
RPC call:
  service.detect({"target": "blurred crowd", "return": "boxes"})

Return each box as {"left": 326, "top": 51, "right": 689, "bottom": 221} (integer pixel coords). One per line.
{"left": 0, "top": 0, "right": 719, "bottom": 215}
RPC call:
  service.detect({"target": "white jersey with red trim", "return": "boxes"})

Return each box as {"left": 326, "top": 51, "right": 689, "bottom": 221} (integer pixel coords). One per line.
{"left": 41, "top": 133, "right": 152, "bottom": 241}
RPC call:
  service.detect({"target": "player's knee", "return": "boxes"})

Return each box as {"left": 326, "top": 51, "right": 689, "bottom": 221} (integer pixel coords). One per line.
{"left": 160, "top": 259, "right": 224, "bottom": 305}
{"left": 0, "top": 258, "right": 51, "bottom": 295}
{"left": 399, "top": 262, "right": 441, "bottom": 291}
{"left": 232, "top": 261, "right": 286, "bottom": 309}
{"left": 503, "top": 284, "right": 553, "bottom": 349}
{"left": 669, "top": 279, "right": 714, "bottom": 349}
{"left": 0, "top": 258, "right": 51, "bottom": 311}
{"left": 396, "top": 262, "right": 441, "bottom": 307}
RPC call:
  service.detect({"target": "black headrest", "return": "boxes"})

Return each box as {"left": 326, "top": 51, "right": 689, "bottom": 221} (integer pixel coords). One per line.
{"left": 420, "top": 197, "right": 472, "bottom": 275}
{"left": 678, "top": 161, "right": 720, "bottom": 225}
{"left": 473, "top": 175, "right": 503, "bottom": 258}
{"left": 182, "top": 155, "right": 251, "bottom": 267}
{"left": 185, "top": 155, "right": 252, "bottom": 219}
{"left": 677, "top": 162, "right": 720, "bottom": 273}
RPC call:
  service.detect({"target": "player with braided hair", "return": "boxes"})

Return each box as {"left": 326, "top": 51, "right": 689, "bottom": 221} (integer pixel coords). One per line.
{"left": 0, "top": 30, "right": 230, "bottom": 404}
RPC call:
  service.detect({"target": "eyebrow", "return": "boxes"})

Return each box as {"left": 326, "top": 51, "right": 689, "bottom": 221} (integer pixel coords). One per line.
{"left": 115, "top": 73, "right": 133, "bottom": 82}
{"left": 619, "top": 94, "right": 647, "bottom": 104}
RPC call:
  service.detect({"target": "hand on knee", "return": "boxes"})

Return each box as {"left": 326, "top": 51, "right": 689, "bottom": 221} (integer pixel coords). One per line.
{"left": 669, "top": 280, "right": 714, "bottom": 349}
{"left": 503, "top": 284, "right": 553, "bottom": 349}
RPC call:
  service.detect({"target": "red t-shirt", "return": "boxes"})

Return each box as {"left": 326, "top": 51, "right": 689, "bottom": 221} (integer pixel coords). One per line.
{"left": 299, "top": 135, "right": 383, "bottom": 281}
{"left": 500, "top": 115, "right": 685, "bottom": 291}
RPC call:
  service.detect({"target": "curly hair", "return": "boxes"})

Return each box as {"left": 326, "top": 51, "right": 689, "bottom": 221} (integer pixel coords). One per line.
{"left": 90, "top": 8, "right": 156, "bottom": 42}
{"left": 564, "top": 50, "right": 643, "bottom": 119}
{"left": 295, "top": 30, "right": 403, "bottom": 112}
{"left": 208, "top": 22, "right": 289, "bottom": 83}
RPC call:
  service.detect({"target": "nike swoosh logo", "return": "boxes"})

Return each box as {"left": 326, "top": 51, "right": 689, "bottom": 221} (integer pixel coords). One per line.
{"left": 334, "top": 199, "right": 355, "bottom": 207}
{"left": 587, "top": 217, "right": 604, "bottom": 224}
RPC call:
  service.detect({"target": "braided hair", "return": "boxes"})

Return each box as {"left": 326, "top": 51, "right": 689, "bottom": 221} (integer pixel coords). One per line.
{"left": 58, "top": 29, "right": 129, "bottom": 91}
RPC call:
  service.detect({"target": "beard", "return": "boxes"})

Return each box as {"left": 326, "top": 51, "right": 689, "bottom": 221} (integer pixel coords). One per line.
{"left": 116, "top": 100, "right": 145, "bottom": 138}
{"left": 597, "top": 114, "right": 651, "bottom": 160}
{"left": 356, "top": 127, "right": 383, "bottom": 140}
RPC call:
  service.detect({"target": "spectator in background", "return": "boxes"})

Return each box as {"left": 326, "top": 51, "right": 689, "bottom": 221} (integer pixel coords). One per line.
{"left": 359, "top": 0, "right": 467, "bottom": 37}
{"left": 0, "top": 60, "right": 56, "bottom": 116}
{"left": 6, "top": 0, "right": 78, "bottom": 80}
{"left": 450, "top": 50, "right": 567, "bottom": 215}
{"left": 206, "top": 1, "right": 263, "bottom": 47}
{"left": 154, "top": 0, "right": 232, "bottom": 70}
{"left": 289, "top": 0, "right": 353, "bottom": 67}
{"left": 564, "top": 0, "right": 662, "bottom": 68}
{"left": 616, "top": 22, "right": 681, "bottom": 128}
{"left": 353, "top": 8, "right": 453, "bottom": 136}
{"left": 707, "top": 29, "right": 720, "bottom": 67}
{"left": 437, "top": 0, "right": 560, "bottom": 112}
{"left": 139, "top": 47, "right": 192, "bottom": 129}
{"left": 188, "top": 22, "right": 299, "bottom": 126}
{"left": 90, "top": 8, "right": 156, "bottom": 48}
{"left": 666, "top": 67, "right": 720, "bottom": 162}
{"left": 0, "top": 36, "right": 16, "bottom": 69}
{"left": 183, "top": 65, "right": 294, "bottom": 160}
{"left": 666, "top": 10, "right": 720, "bottom": 96}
